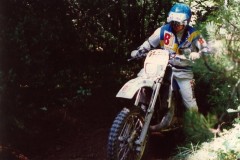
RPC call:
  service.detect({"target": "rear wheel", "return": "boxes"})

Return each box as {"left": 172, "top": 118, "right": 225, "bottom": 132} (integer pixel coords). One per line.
{"left": 107, "top": 107, "right": 148, "bottom": 160}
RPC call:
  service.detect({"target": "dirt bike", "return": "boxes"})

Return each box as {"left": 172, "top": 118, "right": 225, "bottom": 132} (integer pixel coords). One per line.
{"left": 107, "top": 49, "right": 186, "bottom": 160}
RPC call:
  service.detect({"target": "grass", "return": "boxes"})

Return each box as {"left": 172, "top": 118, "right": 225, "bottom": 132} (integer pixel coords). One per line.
{"left": 174, "top": 118, "right": 240, "bottom": 160}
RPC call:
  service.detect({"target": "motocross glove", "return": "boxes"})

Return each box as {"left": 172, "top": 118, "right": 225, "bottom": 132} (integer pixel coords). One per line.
{"left": 131, "top": 49, "right": 148, "bottom": 58}
{"left": 189, "top": 52, "right": 201, "bottom": 60}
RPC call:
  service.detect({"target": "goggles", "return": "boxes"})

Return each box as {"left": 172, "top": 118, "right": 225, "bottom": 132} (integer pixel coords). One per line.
{"left": 170, "top": 21, "right": 184, "bottom": 26}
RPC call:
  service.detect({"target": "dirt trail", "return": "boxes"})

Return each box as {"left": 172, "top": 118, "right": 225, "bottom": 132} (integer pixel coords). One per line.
{"left": 28, "top": 96, "right": 184, "bottom": 160}
{"left": 31, "top": 120, "right": 183, "bottom": 160}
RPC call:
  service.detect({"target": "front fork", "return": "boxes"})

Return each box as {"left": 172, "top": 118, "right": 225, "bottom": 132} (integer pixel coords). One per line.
{"left": 134, "top": 79, "right": 175, "bottom": 152}
{"left": 134, "top": 79, "right": 162, "bottom": 151}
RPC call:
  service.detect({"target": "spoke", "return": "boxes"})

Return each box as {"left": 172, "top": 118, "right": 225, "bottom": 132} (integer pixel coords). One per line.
{"left": 135, "top": 118, "right": 142, "bottom": 131}
{"left": 120, "top": 121, "right": 132, "bottom": 141}
{"left": 118, "top": 143, "right": 130, "bottom": 160}
{"left": 117, "top": 113, "right": 144, "bottom": 160}
{"left": 120, "top": 148, "right": 130, "bottom": 160}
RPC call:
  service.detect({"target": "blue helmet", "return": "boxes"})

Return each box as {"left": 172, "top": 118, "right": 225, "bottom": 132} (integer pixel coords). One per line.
{"left": 167, "top": 3, "right": 192, "bottom": 25}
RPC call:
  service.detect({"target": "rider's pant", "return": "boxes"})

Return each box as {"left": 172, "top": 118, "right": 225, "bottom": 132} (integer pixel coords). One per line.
{"left": 137, "top": 68, "right": 199, "bottom": 111}
{"left": 172, "top": 70, "right": 198, "bottom": 111}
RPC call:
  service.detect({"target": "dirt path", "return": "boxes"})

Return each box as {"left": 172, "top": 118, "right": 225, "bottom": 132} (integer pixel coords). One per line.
{"left": 29, "top": 97, "right": 184, "bottom": 160}
{"left": 31, "top": 122, "right": 183, "bottom": 160}
{"left": 40, "top": 128, "right": 109, "bottom": 160}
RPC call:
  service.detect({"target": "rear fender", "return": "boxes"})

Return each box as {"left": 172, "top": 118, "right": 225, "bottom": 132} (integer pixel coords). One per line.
{"left": 116, "top": 77, "right": 154, "bottom": 99}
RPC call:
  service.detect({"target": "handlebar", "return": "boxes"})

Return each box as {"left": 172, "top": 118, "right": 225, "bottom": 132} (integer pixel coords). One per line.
{"left": 127, "top": 54, "right": 147, "bottom": 62}
{"left": 128, "top": 49, "right": 218, "bottom": 72}
{"left": 128, "top": 49, "right": 147, "bottom": 62}
{"left": 128, "top": 49, "right": 206, "bottom": 62}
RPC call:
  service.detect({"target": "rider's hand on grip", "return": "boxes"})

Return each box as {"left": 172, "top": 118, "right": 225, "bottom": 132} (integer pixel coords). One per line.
{"left": 131, "top": 49, "right": 147, "bottom": 58}
{"left": 189, "top": 52, "right": 201, "bottom": 60}
{"left": 131, "top": 50, "right": 139, "bottom": 58}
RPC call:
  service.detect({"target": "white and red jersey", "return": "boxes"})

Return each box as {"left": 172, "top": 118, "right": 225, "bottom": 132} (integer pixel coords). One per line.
{"left": 139, "top": 24, "right": 208, "bottom": 57}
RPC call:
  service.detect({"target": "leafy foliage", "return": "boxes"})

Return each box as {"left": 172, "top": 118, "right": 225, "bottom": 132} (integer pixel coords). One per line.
{"left": 204, "top": 1, "right": 240, "bottom": 118}
{"left": 183, "top": 110, "right": 214, "bottom": 143}
{"left": 0, "top": 0, "right": 173, "bottom": 154}
{"left": 1, "top": 0, "right": 240, "bottom": 158}
{"left": 173, "top": 0, "right": 240, "bottom": 159}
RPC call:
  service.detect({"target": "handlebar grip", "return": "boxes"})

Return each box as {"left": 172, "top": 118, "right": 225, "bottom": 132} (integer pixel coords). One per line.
{"left": 128, "top": 52, "right": 147, "bottom": 62}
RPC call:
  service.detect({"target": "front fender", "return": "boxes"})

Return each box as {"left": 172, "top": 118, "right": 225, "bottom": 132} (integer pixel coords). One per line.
{"left": 116, "top": 77, "right": 154, "bottom": 99}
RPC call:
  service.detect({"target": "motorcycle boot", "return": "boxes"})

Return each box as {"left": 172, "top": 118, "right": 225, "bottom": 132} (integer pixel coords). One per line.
{"left": 149, "top": 110, "right": 174, "bottom": 131}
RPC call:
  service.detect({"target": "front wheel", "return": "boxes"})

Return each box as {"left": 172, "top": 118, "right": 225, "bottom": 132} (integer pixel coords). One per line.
{"left": 107, "top": 107, "right": 148, "bottom": 160}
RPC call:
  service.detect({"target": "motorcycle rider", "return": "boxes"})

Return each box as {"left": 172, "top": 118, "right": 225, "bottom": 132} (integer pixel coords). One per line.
{"left": 131, "top": 3, "right": 209, "bottom": 131}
